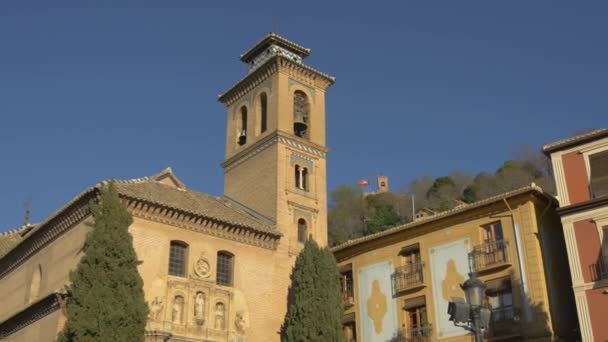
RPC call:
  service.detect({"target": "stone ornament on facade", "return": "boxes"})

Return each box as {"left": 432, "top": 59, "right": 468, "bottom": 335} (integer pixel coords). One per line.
{"left": 235, "top": 310, "right": 246, "bottom": 334}
{"left": 193, "top": 253, "right": 211, "bottom": 279}
{"left": 148, "top": 297, "right": 164, "bottom": 322}
{"left": 194, "top": 292, "right": 206, "bottom": 326}
{"left": 172, "top": 295, "right": 184, "bottom": 324}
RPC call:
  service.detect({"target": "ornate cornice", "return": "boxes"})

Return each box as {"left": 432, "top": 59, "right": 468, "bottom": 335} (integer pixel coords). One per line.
{"left": 125, "top": 196, "right": 280, "bottom": 250}
{"left": 0, "top": 292, "right": 67, "bottom": 339}
{"left": 221, "top": 130, "right": 328, "bottom": 172}
{"left": 219, "top": 55, "right": 335, "bottom": 107}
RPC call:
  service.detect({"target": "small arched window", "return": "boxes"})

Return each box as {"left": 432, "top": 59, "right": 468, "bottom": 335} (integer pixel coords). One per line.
{"left": 238, "top": 106, "right": 248, "bottom": 146}
{"left": 293, "top": 91, "right": 309, "bottom": 138}
{"left": 295, "top": 165, "right": 309, "bottom": 191}
{"left": 259, "top": 93, "right": 268, "bottom": 134}
{"left": 168, "top": 241, "right": 188, "bottom": 277}
{"left": 297, "top": 219, "right": 308, "bottom": 243}
{"left": 216, "top": 251, "right": 234, "bottom": 287}
{"left": 29, "top": 264, "right": 42, "bottom": 303}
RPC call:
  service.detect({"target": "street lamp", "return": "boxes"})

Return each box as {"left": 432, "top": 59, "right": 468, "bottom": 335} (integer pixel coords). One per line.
{"left": 447, "top": 272, "right": 491, "bottom": 342}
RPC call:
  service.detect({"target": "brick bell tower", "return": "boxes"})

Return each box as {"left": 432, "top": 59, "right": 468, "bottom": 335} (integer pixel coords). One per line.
{"left": 219, "top": 33, "right": 335, "bottom": 249}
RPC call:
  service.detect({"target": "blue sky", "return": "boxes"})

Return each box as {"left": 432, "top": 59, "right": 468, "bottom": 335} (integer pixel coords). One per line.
{"left": 1, "top": 1, "right": 606, "bottom": 231}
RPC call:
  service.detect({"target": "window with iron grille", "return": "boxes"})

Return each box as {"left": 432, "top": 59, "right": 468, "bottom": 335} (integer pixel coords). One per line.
{"left": 168, "top": 241, "right": 188, "bottom": 277}
{"left": 216, "top": 251, "right": 234, "bottom": 286}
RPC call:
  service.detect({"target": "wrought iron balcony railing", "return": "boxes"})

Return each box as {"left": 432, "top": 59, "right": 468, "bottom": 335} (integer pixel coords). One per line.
{"left": 392, "top": 325, "right": 433, "bottom": 342}
{"left": 341, "top": 285, "right": 354, "bottom": 304}
{"left": 469, "top": 239, "right": 509, "bottom": 272}
{"left": 491, "top": 305, "right": 517, "bottom": 322}
{"left": 590, "top": 256, "right": 608, "bottom": 281}
{"left": 391, "top": 262, "right": 425, "bottom": 293}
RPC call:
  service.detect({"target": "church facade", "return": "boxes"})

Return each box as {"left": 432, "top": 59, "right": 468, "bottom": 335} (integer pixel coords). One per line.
{"left": 0, "top": 33, "right": 334, "bottom": 342}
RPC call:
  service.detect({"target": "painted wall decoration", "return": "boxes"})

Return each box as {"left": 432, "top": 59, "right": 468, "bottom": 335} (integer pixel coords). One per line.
{"left": 429, "top": 239, "right": 470, "bottom": 339}
{"left": 358, "top": 261, "right": 398, "bottom": 341}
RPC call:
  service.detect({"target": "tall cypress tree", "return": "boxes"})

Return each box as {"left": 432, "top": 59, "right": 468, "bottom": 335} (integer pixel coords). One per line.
{"left": 283, "top": 240, "right": 345, "bottom": 342}
{"left": 58, "top": 182, "right": 148, "bottom": 342}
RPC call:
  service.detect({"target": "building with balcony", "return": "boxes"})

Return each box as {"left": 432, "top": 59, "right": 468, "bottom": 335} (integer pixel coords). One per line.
{"left": 543, "top": 128, "right": 608, "bottom": 341}
{"left": 333, "top": 185, "right": 578, "bottom": 342}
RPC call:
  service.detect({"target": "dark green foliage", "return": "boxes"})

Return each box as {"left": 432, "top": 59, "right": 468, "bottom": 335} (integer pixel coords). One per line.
{"left": 282, "top": 240, "right": 344, "bottom": 342}
{"left": 365, "top": 204, "right": 401, "bottom": 235}
{"left": 426, "top": 176, "right": 459, "bottom": 211}
{"left": 58, "top": 182, "right": 148, "bottom": 342}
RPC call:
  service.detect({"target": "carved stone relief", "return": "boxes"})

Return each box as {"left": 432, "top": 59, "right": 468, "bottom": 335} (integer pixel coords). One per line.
{"left": 148, "top": 297, "right": 164, "bottom": 322}
{"left": 193, "top": 253, "right": 211, "bottom": 279}
{"left": 172, "top": 295, "right": 185, "bottom": 324}
{"left": 194, "top": 291, "right": 206, "bottom": 326}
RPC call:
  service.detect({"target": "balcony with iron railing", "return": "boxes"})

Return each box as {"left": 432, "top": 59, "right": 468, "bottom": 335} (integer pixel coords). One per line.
{"left": 486, "top": 306, "right": 521, "bottom": 339}
{"left": 391, "top": 262, "right": 425, "bottom": 294}
{"left": 590, "top": 256, "right": 608, "bottom": 282}
{"left": 341, "top": 284, "right": 354, "bottom": 305}
{"left": 469, "top": 239, "right": 510, "bottom": 273}
{"left": 392, "top": 325, "right": 433, "bottom": 342}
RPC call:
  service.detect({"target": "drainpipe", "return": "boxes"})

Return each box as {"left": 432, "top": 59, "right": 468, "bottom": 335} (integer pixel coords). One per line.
{"left": 503, "top": 198, "right": 533, "bottom": 322}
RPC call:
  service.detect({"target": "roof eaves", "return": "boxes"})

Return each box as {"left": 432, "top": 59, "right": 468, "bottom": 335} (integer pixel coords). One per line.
{"left": 240, "top": 33, "right": 311, "bottom": 62}
{"left": 542, "top": 128, "right": 608, "bottom": 155}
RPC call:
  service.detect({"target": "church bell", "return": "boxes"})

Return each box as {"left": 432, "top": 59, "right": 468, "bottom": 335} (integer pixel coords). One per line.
{"left": 293, "top": 113, "right": 308, "bottom": 137}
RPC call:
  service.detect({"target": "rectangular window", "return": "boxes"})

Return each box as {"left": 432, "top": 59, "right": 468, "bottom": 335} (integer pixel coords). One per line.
{"left": 482, "top": 222, "right": 504, "bottom": 243}
{"left": 590, "top": 151, "right": 608, "bottom": 198}
{"left": 216, "top": 252, "right": 234, "bottom": 286}
{"left": 169, "top": 242, "right": 187, "bottom": 277}
{"left": 342, "top": 321, "right": 356, "bottom": 342}
{"left": 403, "top": 296, "right": 430, "bottom": 339}
{"left": 340, "top": 269, "right": 354, "bottom": 304}
{"left": 485, "top": 277, "right": 514, "bottom": 322}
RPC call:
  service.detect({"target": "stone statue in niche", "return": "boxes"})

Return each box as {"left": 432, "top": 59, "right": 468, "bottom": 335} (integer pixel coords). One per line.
{"left": 148, "top": 297, "right": 164, "bottom": 322}
{"left": 194, "top": 253, "right": 211, "bottom": 278}
{"left": 235, "top": 311, "right": 246, "bottom": 334}
{"left": 172, "top": 296, "right": 184, "bottom": 324}
{"left": 214, "top": 302, "right": 226, "bottom": 330}
{"left": 194, "top": 292, "right": 205, "bottom": 326}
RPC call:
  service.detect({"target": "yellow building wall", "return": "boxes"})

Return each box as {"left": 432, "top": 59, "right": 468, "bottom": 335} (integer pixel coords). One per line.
{"left": 0, "top": 217, "right": 93, "bottom": 323}
{"left": 336, "top": 195, "right": 569, "bottom": 341}
{"left": 130, "top": 216, "right": 294, "bottom": 342}
{"left": 4, "top": 310, "right": 63, "bottom": 342}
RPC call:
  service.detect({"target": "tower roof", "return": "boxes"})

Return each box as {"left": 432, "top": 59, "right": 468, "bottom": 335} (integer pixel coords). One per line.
{"left": 240, "top": 32, "right": 311, "bottom": 63}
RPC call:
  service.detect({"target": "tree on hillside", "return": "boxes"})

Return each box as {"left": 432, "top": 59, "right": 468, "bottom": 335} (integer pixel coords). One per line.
{"left": 328, "top": 185, "right": 367, "bottom": 245}
{"left": 282, "top": 240, "right": 344, "bottom": 342}
{"left": 58, "top": 182, "right": 148, "bottom": 342}
{"left": 426, "top": 176, "right": 459, "bottom": 211}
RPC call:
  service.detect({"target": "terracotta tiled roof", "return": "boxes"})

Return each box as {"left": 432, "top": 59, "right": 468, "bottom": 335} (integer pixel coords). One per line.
{"left": 1, "top": 168, "right": 277, "bottom": 259}
{"left": 542, "top": 128, "right": 608, "bottom": 155}
{"left": 111, "top": 170, "right": 276, "bottom": 234}
{"left": 331, "top": 183, "right": 555, "bottom": 253}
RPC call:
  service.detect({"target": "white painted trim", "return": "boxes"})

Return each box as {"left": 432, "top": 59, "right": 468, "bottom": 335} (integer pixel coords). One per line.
{"left": 582, "top": 141, "right": 608, "bottom": 183}
{"left": 574, "top": 291, "right": 594, "bottom": 342}
{"left": 563, "top": 221, "right": 585, "bottom": 286}
{"left": 551, "top": 154, "right": 570, "bottom": 206}
{"left": 561, "top": 207, "right": 608, "bottom": 225}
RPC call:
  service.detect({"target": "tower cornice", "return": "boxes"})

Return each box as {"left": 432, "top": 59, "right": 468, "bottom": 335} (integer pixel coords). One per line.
{"left": 221, "top": 130, "right": 329, "bottom": 172}
{"left": 218, "top": 55, "right": 335, "bottom": 107}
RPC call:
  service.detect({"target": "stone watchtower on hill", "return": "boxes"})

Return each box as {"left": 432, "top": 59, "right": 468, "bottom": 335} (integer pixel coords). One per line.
{"left": 219, "top": 33, "right": 335, "bottom": 249}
